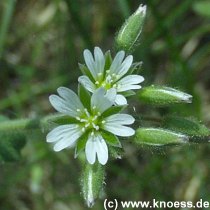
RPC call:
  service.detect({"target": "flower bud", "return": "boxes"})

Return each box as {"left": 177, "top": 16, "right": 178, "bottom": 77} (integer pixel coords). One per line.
{"left": 137, "top": 85, "right": 192, "bottom": 105}
{"left": 135, "top": 128, "right": 189, "bottom": 146}
{"left": 81, "top": 163, "right": 105, "bottom": 207}
{"left": 115, "top": 4, "right": 147, "bottom": 52}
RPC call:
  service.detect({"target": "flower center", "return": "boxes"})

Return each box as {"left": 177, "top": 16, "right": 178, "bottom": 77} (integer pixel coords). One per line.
{"left": 95, "top": 72, "right": 121, "bottom": 90}
{"left": 76, "top": 108, "right": 103, "bottom": 132}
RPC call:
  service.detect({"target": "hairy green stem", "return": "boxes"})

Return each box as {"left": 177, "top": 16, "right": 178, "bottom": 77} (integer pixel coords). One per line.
{"left": 0, "top": 114, "right": 62, "bottom": 134}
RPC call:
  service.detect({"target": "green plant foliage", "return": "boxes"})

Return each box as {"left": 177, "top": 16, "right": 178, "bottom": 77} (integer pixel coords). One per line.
{"left": 81, "top": 163, "right": 105, "bottom": 207}
{"left": 193, "top": 1, "right": 210, "bottom": 18}
{"left": 0, "top": 132, "right": 26, "bottom": 162}
{"left": 137, "top": 85, "right": 192, "bottom": 106}
{"left": 164, "top": 116, "right": 210, "bottom": 142}
{"left": 135, "top": 127, "right": 188, "bottom": 146}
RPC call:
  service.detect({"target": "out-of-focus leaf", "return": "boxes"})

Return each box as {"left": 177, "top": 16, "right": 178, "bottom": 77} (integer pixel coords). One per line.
{"left": 0, "top": 115, "right": 26, "bottom": 162}
{"left": 164, "top": 116, "right": 210, "bottom": 142}
{"left": 193, "top": 1, "right": 210, "bottom": 18}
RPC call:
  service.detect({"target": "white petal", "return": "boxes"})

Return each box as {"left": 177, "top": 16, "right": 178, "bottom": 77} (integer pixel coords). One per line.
{"left": 117, "top": 75, "right": 144, "bottom": 85}
{"left": 78, "top": 75, "right": 96, "bottom": 93}
{"left": 53, "top": 127, "right": 83, "bottom": 152}
{"left": 95, "top": 135, "right": 108, "bottom": 165}
{"left": 47, "top": 124, "right": 78, "bottom": 142}
{"left": 103, "top": 124, "right": 135, "bottom": 137}
{"left": 57, "top": 87, "right": 84, "bottom": 110}
{"left": 49, "top": 95, "right": 78, "bottom": 117}
{"left": 91, "top": 88, "right": 115, "bottom": 113}
{"left": 116, "top": 75, "right": 144, "bottom": 92}
{"left": 117, "top": 55, "right": 133, "bottom": 77}
{"left": 104, "top": 114, "right": 135, "bottom": 125}
{"left": 46, "top": 124, "right": 83, "bottom": 151}
{"left": 109, "top": 51, "right": 125, "bottom": 75}
{"left": 94, "top": 47, "right": 105, "bottom": 75}
{"left": 85, "top": 135, "right": 97, "bottom": 164}
{"left": 106, "top": 88, "right": 117, "bottom": 103}
{"left": 84, "top": 49, "right": 97, "bottom": 80}
{"left": 115, "top": 94, "right": 127, "bottom": 105}
{"left": 118, "top": 85, "right": 142, "bottom": 92}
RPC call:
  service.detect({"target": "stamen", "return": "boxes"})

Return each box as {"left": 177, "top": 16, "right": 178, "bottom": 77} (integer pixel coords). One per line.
{"left": 84, "top": 108, "right": 90, "bottom": 117}
{"left": 95, "top": 81, "right": 99, "bottom": 85}
{"left": 85, "top": 123, "right": 90, "bottom": 128}
{"left": 92, "top": 106, "right": 96, "bottom": 109}
{"left": 82, "top": 127, "right": 86, "bottom": 132}
{"left": 91, "top": 131, "right": 94, "bottom": 136}
{"left": 80, "top": 119, "right": 88, "bottom": 122}
{"left": 101, "top": 120, "right": 106, "bottom": 124}
{"left": 76, "top": 109, "right": 81, "bottom": 112}
{"left": 92, "top": 115, "right": 98, "bottom": 121}
{"left": 76, "top": 117, "right": 81, "bottom": 121}
{"left": 113, "top": 84, "right": 117, "bottom": 88}
{"left": 97, "top": 112, "right": 101, "bottom": 116}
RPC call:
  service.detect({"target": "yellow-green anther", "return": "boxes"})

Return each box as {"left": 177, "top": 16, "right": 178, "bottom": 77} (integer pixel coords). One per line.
{"left": 137, "top": 85, "right": 192, "bottom": 106}
{"left": 115, "top": 4, "right": 147, "bottom": 52}
{"left": 135, "top": 128, "right": 189, "bottom": 146}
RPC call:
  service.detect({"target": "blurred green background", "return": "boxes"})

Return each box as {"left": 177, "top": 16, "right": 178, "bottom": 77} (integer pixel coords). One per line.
{"left": 0, "top": 0, "right": 210, "bottom": 209}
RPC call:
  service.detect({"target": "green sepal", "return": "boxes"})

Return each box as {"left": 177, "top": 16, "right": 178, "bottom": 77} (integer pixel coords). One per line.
{"left": 78, "top": 63, "right": 95, "bottom": 82}
{"left": 75, "top": 133, "right": 89, "bottom": 158}
{"left": 127, "top": 61, "right": 143, "bottom": 75}
{"left": 104, "top": 50, "right": 112, "bottom": 70}
{"left": 109, "top": 146, "right": 124, "bottom": 159}
{"left": 45, "top": 114, "right": 78, "bottom": 126}
{"left": 163, "top": 116, "right": 210, "bottom": 142}
{"left": 101, "top": 105, "right": 126, "bottom": 118}
{"left": 101, "top": 130, "right": 122, "bottom": 148}
{"left": 78, "top": 84, "right": 91, "bottom": 111}
{"left": 121, "top": 90, "right": 136, "bottom": 97}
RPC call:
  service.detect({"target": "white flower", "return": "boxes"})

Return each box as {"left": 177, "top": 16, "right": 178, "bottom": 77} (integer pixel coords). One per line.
{"left": 46, "top": 87, "right": 135, "bottom": 165}
{"left": 78, "top": 47, "right": 144, "bottom": 105}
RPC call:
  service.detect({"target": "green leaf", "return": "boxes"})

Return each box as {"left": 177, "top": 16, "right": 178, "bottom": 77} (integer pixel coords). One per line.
{"left": 101, "top": 105, "right": 126, "bottom": 118}
{"left": 135, "top": 127, "right": 188, "bottom": 146}
{"left": 137, "top": 85, "right": 192, "bottom": 106}
{"left": 164, "top": 116, "right": 210, "bottom": 142}
{"left": 75, "top": 133, "right": 89, "bottom": 158}
{"left": 193, "top": 1, "right": 210, "bottom": 18}
{"left": 101, "top": 130, "right": 122, "bottom": 147}
{"left": 81, "top": 162, "right": 105, "bottom": 207}
{"left": 78, "top": 84, "right": 91, "bottom": 111}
